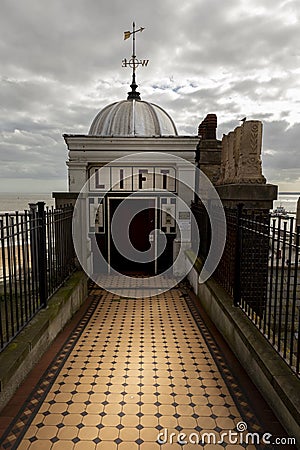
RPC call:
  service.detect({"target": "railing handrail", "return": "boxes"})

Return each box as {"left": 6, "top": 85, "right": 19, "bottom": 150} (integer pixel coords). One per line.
{"left": 191, "top": 202, "right": 300, "bottom": 377}
{"left": 0, "top": 202, "right": 75, "bottom": 351}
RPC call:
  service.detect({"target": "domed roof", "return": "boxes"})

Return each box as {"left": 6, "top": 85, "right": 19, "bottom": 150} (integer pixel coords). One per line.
{"left": 88, "top": 99, "right": 178, "bottom": 137}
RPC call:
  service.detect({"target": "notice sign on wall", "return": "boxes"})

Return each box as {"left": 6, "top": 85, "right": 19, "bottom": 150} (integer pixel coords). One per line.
{"left": 178, "top": 211, "right": 191, "bottom": 230}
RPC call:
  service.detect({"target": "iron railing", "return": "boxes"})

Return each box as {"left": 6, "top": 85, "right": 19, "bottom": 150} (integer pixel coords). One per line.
{"left": 192, "top": 202, "right": 300, "bottom": 376}
{"left": 0, "top": 202, "right": 76, "bottom": 351}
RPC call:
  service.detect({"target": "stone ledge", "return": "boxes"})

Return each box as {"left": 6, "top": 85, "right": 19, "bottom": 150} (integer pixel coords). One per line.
{"left": 186, "top": 251, "right": 300, "bottom": 444}
{"left": 216, "top": 183, "right": 278, "bottom": 210}
{"left": 0, "top": 270, "right": 88, "bottom": 412}
{"left": 216, "top": 183, "right": 278, "bottom": 200}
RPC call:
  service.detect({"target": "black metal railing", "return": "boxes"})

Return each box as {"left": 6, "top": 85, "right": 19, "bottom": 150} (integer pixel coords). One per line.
{"left": 192, "top": 202, "right": 300, "bottom": 376}
{"left": 0, "top": 202, "right": 76, "bottom": 351}
{"left": 261, "top": 216, "right": 299, "bottom": 375}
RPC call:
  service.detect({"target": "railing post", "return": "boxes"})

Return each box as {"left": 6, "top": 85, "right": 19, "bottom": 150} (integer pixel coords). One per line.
{"left": 233, "top": 203, "right": 243, "bottom": 306}
{"left": 37, "top": 202, "right": 47, "bottom": 308}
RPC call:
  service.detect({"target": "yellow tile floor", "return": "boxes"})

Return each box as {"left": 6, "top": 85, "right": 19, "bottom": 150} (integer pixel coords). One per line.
{"left": 1, "top": 286, "right": 263, "bottom": 449}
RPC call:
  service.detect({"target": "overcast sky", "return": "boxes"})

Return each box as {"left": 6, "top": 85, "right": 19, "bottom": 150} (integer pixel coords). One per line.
{"left": 0, "top": 0, "right": 299, "bottom": 193}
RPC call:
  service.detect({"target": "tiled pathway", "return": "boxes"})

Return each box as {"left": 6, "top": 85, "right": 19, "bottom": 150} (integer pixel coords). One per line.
{"left": 0, "top": 284, "right": 288, "bottom": 449}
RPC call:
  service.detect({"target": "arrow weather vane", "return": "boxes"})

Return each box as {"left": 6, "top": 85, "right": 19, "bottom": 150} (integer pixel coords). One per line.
{"left": 122, "top": 22, "right": 149, "bottom": 100}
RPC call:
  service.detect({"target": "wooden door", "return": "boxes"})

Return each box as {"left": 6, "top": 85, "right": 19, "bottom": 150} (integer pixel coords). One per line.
{"left": 109, "top": 198, "right": 156, "bottom": 273}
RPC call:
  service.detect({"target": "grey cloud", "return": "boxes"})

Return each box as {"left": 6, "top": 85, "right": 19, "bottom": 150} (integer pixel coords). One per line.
{"left": 0, "top": 0, "right": 299, "bottom": 191}
{"left": 263, "top": 121, "right": 300, "bottom": 169}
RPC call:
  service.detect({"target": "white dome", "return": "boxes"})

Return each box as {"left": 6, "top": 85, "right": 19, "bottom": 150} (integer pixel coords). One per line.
{"left": 89, "top": 99, "right": 178, "bottom": 137}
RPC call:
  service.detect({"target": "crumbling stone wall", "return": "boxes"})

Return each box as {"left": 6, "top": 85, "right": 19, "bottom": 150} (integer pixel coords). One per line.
{"left": 217, "top": 121, "right": 266, "bottom": 185}
{"left": 196, "top": 114, "right": 222, "bottom": 185}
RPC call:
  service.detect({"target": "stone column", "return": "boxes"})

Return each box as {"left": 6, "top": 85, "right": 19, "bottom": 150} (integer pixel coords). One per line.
{"left": 219, "top": 134, "right": 229, "bottom": 184}
{"left": 196, "top": 114, "right": 221, "bottom": 186}
{"left": 233, "top": 125, "right": 242, "bottom": 180}
{"left": 227, "top": 132, "right": 235, "bottom": 183}
{"left": 197, "top": 139, "right": 222, "bottom": 185}
{"left": 236, "top": 121, "right": 266, "bottom": 184}
{"left": 216, "top": 120, "right": 276, "bottom": 211}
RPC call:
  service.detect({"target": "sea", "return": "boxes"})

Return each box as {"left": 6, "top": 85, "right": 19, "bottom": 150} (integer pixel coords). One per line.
{"left": 0, "top": 192, "right": 298, "bottom": 213}
{"left": 273, "top": 193, "right": 299, "bottom": 214}
{"left": 0, "top": 193, "right": 55, "bottom": 213}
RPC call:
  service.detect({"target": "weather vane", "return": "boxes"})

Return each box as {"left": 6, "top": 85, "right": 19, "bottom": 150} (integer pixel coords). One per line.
{"left": 122, "top": 22, "right": 149, "bottom": 100}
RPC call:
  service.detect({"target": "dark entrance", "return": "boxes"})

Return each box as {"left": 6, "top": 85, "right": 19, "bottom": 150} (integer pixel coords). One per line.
{"left": 109, "top": 198, "right": 156, "bottom": 274}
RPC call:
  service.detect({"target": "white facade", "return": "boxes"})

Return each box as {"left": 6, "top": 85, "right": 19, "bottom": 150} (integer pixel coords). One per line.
{"left": 66, "top": 135, "right": 198, "bottom": 193}
{"left": 62, "top": 100, "right": 199, "bottom": 277}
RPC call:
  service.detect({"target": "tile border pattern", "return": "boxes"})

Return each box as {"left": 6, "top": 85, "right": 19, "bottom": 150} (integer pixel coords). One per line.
{"left": 0, "top": 288, "right": 101, "bottom": 450}
{"left": 180, "top": 284, "right": 264, "bottom": 434}
{"left": 0, "top": 282, "right": 265, "bottom": 449}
